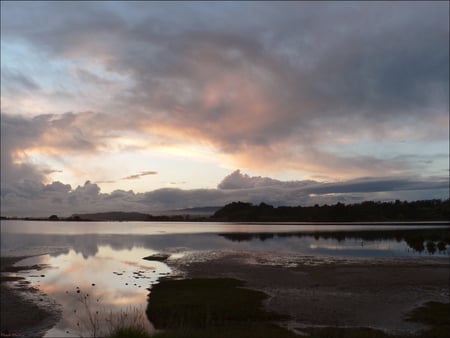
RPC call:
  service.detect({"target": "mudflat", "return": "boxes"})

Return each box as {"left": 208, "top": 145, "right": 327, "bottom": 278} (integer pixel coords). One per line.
{"left": 1, "top": 252, "right": 449, "bottom": 337}
{"left": 0, "top": 256, "right": 60, "bottom": 338}
{"left": 170, "top": 252, "right": 450, "bottom": 336}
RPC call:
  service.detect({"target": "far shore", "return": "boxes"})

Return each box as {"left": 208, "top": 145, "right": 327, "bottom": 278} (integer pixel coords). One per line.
{"left": 1, "top": 216, "right": 449, "bottom": 225}
{"left": 2, "top": 198, "right": 449, "bottom": 223}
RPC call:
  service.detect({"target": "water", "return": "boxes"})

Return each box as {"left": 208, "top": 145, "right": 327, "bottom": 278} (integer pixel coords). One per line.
{"left": 1, "top": 220, "right": 449, "bottom": 336}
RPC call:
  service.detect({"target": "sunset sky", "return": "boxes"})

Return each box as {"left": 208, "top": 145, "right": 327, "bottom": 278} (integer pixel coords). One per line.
{"left": 1, "top": 1, "right": 449, "bottom": 216}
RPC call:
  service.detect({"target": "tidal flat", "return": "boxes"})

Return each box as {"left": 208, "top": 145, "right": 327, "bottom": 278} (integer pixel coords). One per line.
{"left": 160, "top": 251, "right": 449, "bottom": 337}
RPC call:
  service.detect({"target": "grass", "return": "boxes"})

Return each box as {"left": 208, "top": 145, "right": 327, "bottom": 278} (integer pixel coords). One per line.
{"left": 146, "top": 278, "right": 296, "bottom": 337}
{"left": 107, "top": 307, "right": 152, "bottom": 338}
{"left": 66, "top": 288, "right": 152, "bottom": 338}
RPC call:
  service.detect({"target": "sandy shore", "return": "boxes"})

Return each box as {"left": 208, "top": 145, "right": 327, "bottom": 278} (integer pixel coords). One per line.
{"left": 1, "top": 256, "right": 60, "bottom": 338}
{"left": 169, "top": 251, "right": 450, "bottom": 336}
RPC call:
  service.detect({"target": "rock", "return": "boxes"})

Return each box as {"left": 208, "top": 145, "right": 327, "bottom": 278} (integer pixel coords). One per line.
{"left": 143, "top": 253, "right": 170, "bottom": 262}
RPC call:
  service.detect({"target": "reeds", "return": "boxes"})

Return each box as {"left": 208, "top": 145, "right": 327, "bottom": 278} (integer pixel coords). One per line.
{"left": 68, "top": 288, "right": 151, "bottom": 338}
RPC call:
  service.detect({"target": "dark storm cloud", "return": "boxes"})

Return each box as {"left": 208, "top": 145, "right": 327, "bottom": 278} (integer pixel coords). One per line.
{"left": 218, "top": 170, "right": 450, "bottom": 194}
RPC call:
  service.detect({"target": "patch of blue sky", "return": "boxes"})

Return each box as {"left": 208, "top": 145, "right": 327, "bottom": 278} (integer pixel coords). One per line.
{"left": 1, "top": 39, "right": 133, "bottom": 116}
{"left": 1, "top": 40, "right": 78, "bottom": 93}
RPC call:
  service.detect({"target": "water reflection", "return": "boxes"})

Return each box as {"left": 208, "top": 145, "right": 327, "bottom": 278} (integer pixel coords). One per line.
{"left": 2, "top": 227, "right": 449, "bottom": 260}
{"left": 218, "top": 228, "right": 450, "bottom": 255}
{"left": 13, "top": 246, "right": 170, "bottom": 337}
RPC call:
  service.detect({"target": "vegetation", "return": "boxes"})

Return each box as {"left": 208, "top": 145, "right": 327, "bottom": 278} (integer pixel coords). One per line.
{"left": 212, "top": 199, "right": 450, "bottom": 222}
{"left": 146, "top": 278, "right": 296, "bottom": 337}
{"left": 65, "top": 288, "right": 152, "bottom": 338}
{"left": 1, "top": 211, "right": 209, "bottom": 222}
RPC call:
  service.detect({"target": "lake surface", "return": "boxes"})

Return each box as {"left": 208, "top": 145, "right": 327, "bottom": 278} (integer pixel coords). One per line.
{"left": 1, "top": 220, "right": 449, "bottom": 337}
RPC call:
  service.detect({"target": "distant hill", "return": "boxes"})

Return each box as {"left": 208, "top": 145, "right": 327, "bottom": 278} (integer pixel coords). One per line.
{"left": 159, "top": 206, "right": 221, "bottom": 216}
{"left": 72, "top": 211, "right": 152, "bottom": 221}
{"left": 71, "top": 208, "right": 220, "bottom": 221}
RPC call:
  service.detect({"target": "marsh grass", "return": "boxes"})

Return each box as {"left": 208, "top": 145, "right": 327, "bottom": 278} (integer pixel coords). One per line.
{"left": 71, "top": 289, "right": 102, "bottom": 337}
{"left": 146, "top": 278, "right": 296, "bottom": 337}
{"left": 107, "top": 307, "right": 151, "bottom": 338}
{"left": 68, "top": 288, "right": 151, "bottom": 338}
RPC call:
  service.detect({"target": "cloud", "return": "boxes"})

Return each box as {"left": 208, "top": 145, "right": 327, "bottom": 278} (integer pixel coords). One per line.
{"left": 218, "top": 169, "right": 315, "bottom": 190}
{"left": 0, "top": 112, "right": 157, "bottom": 186}
{"left": 1, "top": 171, "right": 448, "bottom": 217}
{"left": 0, "top": 3, "right": 448, "bottom": 192}
{"left": 122, "top": 171, "right": 158, "bottom": 180}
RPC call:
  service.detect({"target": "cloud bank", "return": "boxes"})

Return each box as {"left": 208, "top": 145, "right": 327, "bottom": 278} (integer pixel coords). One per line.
{"left": 1, "top": 170, "right": 448, "bottom": 217}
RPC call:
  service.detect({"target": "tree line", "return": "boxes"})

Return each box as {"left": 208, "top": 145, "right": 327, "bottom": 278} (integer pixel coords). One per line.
{"left": 211, "top": 199, "right": 450, "bottom": 222}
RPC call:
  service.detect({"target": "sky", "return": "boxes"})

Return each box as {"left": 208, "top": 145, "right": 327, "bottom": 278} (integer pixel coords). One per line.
{"left": 1, "top": 1, "right": 449, "bottom": 217}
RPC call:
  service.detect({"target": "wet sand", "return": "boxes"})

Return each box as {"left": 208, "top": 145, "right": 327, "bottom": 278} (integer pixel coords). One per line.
{"left": 169, "top": 252, "right": 450, "bottom": 336}
{"left": 1, "top": 256, "right": 60, "bottom": 338}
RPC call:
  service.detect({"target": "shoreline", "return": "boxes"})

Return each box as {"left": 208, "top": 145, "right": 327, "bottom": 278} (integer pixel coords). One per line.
{"left": 1, "top": 251, "right": 449, "bottom": 337}
{"left": 168, "top": 252, "right": 450, "bottom": 336}
{"left": 0, "top": 256, "right": 61, "bottom": 338}
{"left": 2, "top": 218, "right": 449, "bottom": 225}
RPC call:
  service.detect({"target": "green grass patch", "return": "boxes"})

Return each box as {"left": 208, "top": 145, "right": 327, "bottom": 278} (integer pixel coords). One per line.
{"left": 146, "top": 278, "right": 296, "bottom": 337}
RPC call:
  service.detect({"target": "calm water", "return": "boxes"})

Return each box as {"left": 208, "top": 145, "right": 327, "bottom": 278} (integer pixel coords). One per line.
{"left": 1, "top": 220, "right": 449, "bottom": 337}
